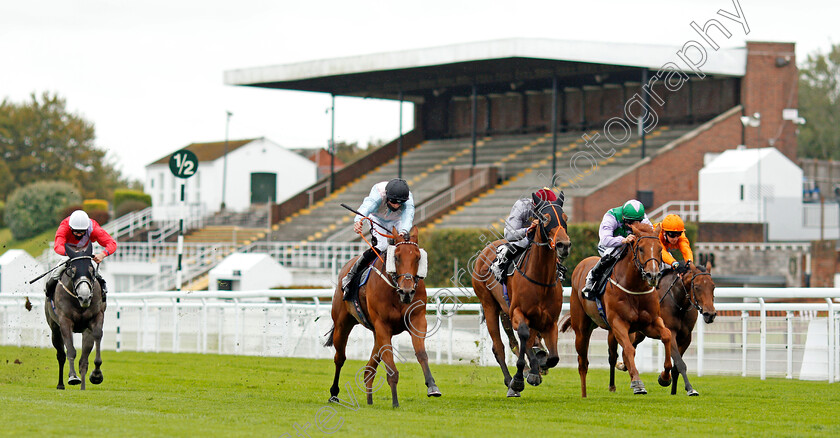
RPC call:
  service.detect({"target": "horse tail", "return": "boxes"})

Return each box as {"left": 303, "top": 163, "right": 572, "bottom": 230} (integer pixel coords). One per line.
{"left": 323, "top": 325, "right": 335, "bottom": 347}
{"left": 559, "top": 314, "right": 572, "bottom": 333}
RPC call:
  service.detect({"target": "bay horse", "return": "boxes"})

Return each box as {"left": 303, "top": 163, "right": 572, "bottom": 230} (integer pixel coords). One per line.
{"left": 324, "top": 226, "right": 440, "bottom": 408}
{"left": 45, "top": 244, "right": 105, "bottom": 390}
{"left": 472, "top": 195, "right": 570, "bottom": 397}
{"left": 613, "top": 261, "right": 716, "bottom": 395}
{"left": 560, "top": 222, "right": 672, "bottom": 397}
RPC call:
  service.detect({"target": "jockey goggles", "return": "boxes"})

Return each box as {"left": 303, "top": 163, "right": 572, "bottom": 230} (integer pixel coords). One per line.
{"left": 665, "top": 231, "right": 682, "bottom": 238}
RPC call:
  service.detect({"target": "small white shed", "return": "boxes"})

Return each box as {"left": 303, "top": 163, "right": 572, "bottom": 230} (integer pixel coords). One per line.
{"left": 0, "top": 250, "right": 44, "bottom": 295}
{"left": 208, "top": 253, "right": 291, "bottom": 291}
{"left": 699, "top": 147, "right": 813, "bottom": 240}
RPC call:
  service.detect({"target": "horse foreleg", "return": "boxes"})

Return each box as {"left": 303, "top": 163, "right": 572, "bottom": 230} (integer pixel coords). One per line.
{"left": 484, "top": 305, "right": 514, "bottom": 388}
{"left": 372, "top": 329, "right": 400, "bottom": 408}
{"left": 79, "top": 330, "right": 94, "bottom": 390}
{"left": 644, "top": 317, "right": 673, "bottom": 386}
{"left": 409, "top": 326, "right": 441, "bottom": 398}
{"left": 610, "top": 318, "right": 646, "bottom": 394}
{"left": 59, "top": 318, "right": 81, "bottom": 386}
{"left": 328, "top": 317, "right": 355, "bottom": 403}
{"left": 542, "top": 321, "right": 560, "bottom": 371}
{"left": 607, "top": 332, "right": 619, "bottom": 392}
{"left": 89, "top": 316, "right": 104, "bottom": 385}
{"left": 507, "top": 310, "right": 529, "bottom": 395}
{"left": 524, "top": 330, "right": 542, "bottom": 387}
{"left": 499, "top": 311, "right": 519, "bottom": 356}
{"left": 49, "top": 322, "right": 66, "bottom": 390}
{"left": 675, "top": 336, "right": 698, "bottom": 396}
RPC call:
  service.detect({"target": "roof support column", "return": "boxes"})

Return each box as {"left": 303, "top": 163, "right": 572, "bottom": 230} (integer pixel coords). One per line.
{"left": 640, "top": 69, "right": 648, "bottom": 159}
{"left": 471, "top": 84, "right": 477, "bottom": 167}
{"left": 330, "top": 94, "right": 336, "bottom": 193}
{"left": 398, "top": 91, "right": 403, "bottom": 179}
{"left": 551, "top": 76, "right": 558, "bottom": 179}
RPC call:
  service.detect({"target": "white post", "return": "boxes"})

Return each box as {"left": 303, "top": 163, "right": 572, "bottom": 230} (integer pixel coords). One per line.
{"left": 786, "top": 311, "right": 793, "bottom": 379}
{"left": 234, "top": 298, "right": 241, "bottom": 355}
{"left": 172, "top": 298, "right": 179, "bottom": 354}
{"left": 827, "top": 298, "right": 835, "bottom": 383}
{"left": 201, "top": 298, "right": 208, "bottom": 354}
{"left": 742, "top": 311, "right": 748, "bottom": 377}
{"left": 759, "top": 298, "right": 766, "bottom": 380}
{"left": 176, "top": 182, "right": 185, "bottom": 291}
{"left": 696, "top": 319, "right": 704, "bottom": 376}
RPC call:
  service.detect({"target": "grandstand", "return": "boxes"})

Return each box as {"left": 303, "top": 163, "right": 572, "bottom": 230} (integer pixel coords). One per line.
{"left": 98, "top": 38, "right": 804, "bottom": 290}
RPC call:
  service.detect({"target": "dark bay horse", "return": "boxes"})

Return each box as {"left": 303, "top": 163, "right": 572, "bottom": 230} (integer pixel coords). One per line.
{"left": 324, "top": 227, "right": 440, "bottom": 408}
{"left": 472, "top": 195, "right": 570, "bottom": 397}
{"left": 45, "top": 244, "right": 105, "bottom": 390}
{"left": 613, "top": 261, "right": 716, "bottom": 395}
{"left": 561, "top": 222, "right": 673, "bottom": 397}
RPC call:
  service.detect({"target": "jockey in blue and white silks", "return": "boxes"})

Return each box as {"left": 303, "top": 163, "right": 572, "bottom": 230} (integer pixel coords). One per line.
{"left": 341, "top": 178, "right": 414, "bottom": 300}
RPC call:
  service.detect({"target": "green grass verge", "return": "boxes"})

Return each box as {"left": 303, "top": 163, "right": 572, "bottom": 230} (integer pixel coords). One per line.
{"left": 0, "top": 227, "right": 54, "bottom": 257}
{"left": 1, "top": 345, "right": 838, "bottom": 437}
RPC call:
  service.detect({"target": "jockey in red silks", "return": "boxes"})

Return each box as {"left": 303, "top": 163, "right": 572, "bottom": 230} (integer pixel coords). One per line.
{"left": 46, "top": 210, "right": 117, "bottom": 301}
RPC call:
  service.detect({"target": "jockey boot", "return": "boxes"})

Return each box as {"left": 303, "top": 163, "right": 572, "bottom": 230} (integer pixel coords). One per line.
{"left": 45, "top": 277, "right": 57, "bottom": 300}
{"left": 97, "top": 275, "right": 108, "bottom": 303}
{"left": 342, "top": 248, "right": 377, "bottom": 301}
{"left": 582, "top": 252, "right": 617, "bottom": 299}
{"left": 489, "top": 244, "right": 512, "bottom": 283}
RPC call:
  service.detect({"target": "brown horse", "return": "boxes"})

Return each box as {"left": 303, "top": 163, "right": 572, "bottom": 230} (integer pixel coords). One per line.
{"left": 613, "top": 261, "right": 716, "bottom": 395}
{"left": 561, "top": 222, "right": 672, "bottom": 397}
{"left": 472, "top": 196, "right": 570, "bottom": 397}
{"left": 45, "top": 244, "right": 106, "bottom": 390}
{"left": 324, "top": 227, "right": 440, "bottom": 408}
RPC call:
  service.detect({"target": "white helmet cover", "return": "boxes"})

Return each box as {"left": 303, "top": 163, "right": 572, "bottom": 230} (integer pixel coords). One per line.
{"left": 69, "top": 210, "right": 91, "bottom": 231}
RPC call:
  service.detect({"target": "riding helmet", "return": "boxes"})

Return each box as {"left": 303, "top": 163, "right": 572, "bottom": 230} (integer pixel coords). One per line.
{"left": 533, "top": 188, "right": 557, "bottom": 203}
{"left": 385, "top": 178, "right": 410, "bottom": 203}
{"left": 621, "top": 200, "right": 645, "bottom": 221}
{"left": 661, "top": 214, "right": 686, "bottom": 232}
{"left": 69, "top": 210, "right": 91, "bottom": 231}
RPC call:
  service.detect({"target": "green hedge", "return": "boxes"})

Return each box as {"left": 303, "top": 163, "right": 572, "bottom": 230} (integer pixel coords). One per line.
{"left": 0, "top": 200, "right": 5, "bottom": 228}
{"left": 4, "top": 181, "right": 81, "bottom": 240}
{"left": 419, "top": 222, "right": 699, "bottom": 288}
{"left": 113, "top": 189, "right": 151, "bottom": 211}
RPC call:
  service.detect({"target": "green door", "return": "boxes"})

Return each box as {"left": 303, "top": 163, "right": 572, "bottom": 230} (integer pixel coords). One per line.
{"left": 250, "top": 172, "right": 277, "bottom": 204}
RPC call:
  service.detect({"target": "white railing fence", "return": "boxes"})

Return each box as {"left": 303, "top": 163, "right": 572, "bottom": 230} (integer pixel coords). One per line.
{"left": 103, "top": 207, "right": 154, "bottom": 241}
{"left": 648, "top": 200, "right": 700, "bottom": 223}
{"left": 1, "top": 287, "right": 837, "bottom": 383}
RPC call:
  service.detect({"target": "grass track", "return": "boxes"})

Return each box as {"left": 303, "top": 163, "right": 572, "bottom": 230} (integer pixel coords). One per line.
{"left": 1, "top": 345, "right": 837, "bottom": 437}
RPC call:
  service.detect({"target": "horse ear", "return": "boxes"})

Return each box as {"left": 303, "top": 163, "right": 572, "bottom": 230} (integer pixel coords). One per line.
{"left": 532, "top": 192, "right": 541, "bottom": 206}
{"left": 64, "top": 243, "right": 77, "bottom": 258}
{"left": 705, "top": 260, "right": 712, "bottom": 273}
{"left": 562, "top": 212, "right": 568, "bottom": 224}
{"left": 391, "top": 226, "right": 400, "bottom": 240}
{"left": 409, "top": 226, "right": 418, "bottom": 242}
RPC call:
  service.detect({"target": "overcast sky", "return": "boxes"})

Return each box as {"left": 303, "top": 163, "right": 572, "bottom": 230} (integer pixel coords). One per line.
{"left": 2, "top": 0, "right": 838, "bottom": 182}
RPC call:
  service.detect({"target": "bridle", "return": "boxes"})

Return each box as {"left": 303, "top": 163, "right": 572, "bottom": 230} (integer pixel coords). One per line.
{"left": 631, "top": 235, "right": 661, "bottom": 278}
{"left": 373, "top": 240, "right": 422, "bottom": 292}
{"left": 662, "top": 270, "right": 712, "bottom": 313}
{"left": 515, "top": 205, "right": 568, "bottom": 288}
{"left": 58, "top": 255, "right": 97, "bottom": 300}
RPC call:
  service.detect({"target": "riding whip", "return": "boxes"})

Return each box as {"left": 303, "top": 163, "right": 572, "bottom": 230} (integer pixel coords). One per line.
{"left": 340, "top": 203, "right": 391, "bottom": 233}
{"left": 28, "top": 260, "right": 69, "bottom": 284}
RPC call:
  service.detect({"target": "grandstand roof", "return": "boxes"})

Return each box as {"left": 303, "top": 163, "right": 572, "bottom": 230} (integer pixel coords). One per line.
{"left": 147, "top": 138, "right": 259, "bottom": 166}
{"left": 224, "top": 38, "right": 747, "bottom": 100}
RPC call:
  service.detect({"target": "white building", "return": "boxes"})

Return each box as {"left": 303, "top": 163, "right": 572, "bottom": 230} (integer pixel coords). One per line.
{"left": 145, "top": 138, "right": 317, "bottom": 220}
{"left": 699, "top": 147, "right": 839, "bottom": 241}
{"left": 208, "top": 253, "right": 291, "bottom": 291}
{"left": 0, "top": 250, "right": 43, "bottom": 295}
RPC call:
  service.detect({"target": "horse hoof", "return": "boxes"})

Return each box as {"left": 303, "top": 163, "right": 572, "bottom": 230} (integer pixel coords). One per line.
{"left": 609, "top": 386, "right": 616, "bottom": 393}
{"left": 616, "top": 362, "right": 627, "bottom": 372}
{"left": 56, "top": 384, "right": 65, "bottom": 390}
{"left": 427, "top": 385, "right": 441, "bottom": 397}
{"left": 328, "top": 396, "right": 340, "bottom": 403}
{"left": 687, "top": 389, "right": 699, "bottom": 396}
{"left": 68, "top": 376, "right": 81, "bottom": 386}
{"left": 526, "top": 373, "right": 542, "bottom": 387}
{"left": 630, "top": 380, "right": 647, "bottom": 395}
{"left": 90, "top": 371, "right": 103, "bottom": 385}
{"left": 545, "top": 356, "right": 559, "bottom": 369}
{"left": 506, "top": 388, "right": 521, "bottom": 398}
{"left": 658, "top": 374, "right": 671, "bottom": 387}
{"left": 510, "top": 377, "right": 525, "bottom": 393}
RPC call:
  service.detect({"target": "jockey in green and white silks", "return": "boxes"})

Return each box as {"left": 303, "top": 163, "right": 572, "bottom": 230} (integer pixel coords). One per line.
{"left": 582, "top": 199, "right": 652, "bottom": 298}
{"left": 341, "top": 178, "right": 415, "bottom": 300}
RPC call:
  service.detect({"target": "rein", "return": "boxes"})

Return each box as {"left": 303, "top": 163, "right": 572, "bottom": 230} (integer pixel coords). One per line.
{"left": 608, "top": 234, "right": 659, "bottom": 295}
{"left": 663, "top": 271, "right": 710, "bottom": 312}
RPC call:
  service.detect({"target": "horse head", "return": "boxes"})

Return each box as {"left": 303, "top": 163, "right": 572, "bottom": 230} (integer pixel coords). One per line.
{"left": 681, "top": 261, "right": 717, "bottom": 323}
{"left": 531, "top": 193, "right": 571, "bottom": 260}
{"left": 387, "top": 227, "right": 425, "bottom": 304}
{"left": 628, "top": 222, "right": 663, "bottom": 288}
{"left": 63, "top": 244, "right": 97, "bottom": 308}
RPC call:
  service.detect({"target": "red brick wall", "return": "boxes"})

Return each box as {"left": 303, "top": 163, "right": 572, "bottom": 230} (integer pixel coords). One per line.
{"left": 809, "top": 240, "right": 837, "bottom": 287}
{"left": 741, "top": 42, "right": 798, "bottom": 161}
{"left": 573, "top": 106, "right": 743, "bottom": 222}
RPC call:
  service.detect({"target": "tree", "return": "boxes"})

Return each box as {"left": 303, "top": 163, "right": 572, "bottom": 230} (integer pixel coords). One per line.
{"left": 0, "top": 92, "right": 126, "bottom": 200}
{"left": 798, "top": 44, "right": 840, "bottom": 159}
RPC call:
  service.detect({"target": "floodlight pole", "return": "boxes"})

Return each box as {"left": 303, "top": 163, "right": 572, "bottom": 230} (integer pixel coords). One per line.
{"left": 221, "top": 111, "right": 232, "bottom": 211}
{"left": 551, "top": 76, "right": 558, "bottom": 179}
{"left": 398, "top": 91, "right": 403, "bottom": 179}
{"left": 330, "top": 94, "right": 335, "bottom": 193}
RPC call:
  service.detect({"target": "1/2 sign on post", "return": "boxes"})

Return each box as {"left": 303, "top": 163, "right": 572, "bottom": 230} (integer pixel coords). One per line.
{"left": 169, "top": 149, "right": 198, "bottom": 179}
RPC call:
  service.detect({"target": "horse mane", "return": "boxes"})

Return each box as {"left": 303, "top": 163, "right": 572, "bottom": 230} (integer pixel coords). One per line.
{"left": 632, "top": 222, "right": 655, "bottom": 234}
